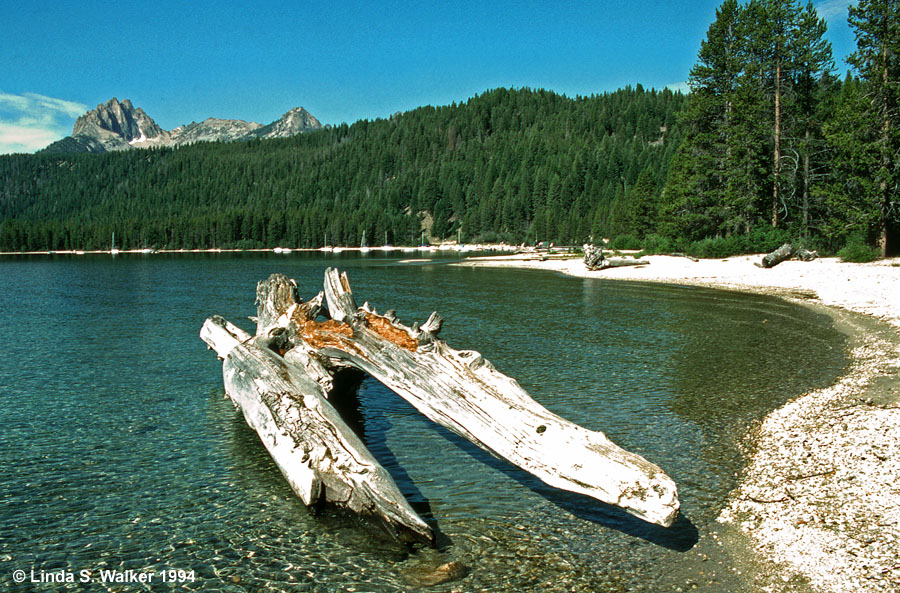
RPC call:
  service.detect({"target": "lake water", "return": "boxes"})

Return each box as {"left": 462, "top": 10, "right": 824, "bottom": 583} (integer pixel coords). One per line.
{"left": 0, "top": 253, "right": 848, "bottom": 591}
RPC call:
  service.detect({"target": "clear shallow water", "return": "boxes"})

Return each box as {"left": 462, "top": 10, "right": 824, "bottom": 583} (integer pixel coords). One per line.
{"left": 0, "top": 253, "right": 847, "bottom": 591}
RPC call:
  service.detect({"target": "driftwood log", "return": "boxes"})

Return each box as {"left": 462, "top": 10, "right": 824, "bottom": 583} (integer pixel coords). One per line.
{"left": 797, "top": 248, "right": 819, "bottom": 261}
{"left": 202, "top": 269, "right": 680, "bottom": 532}
{"left": 583, "top": 243, "right": 606, "bottom": 270}
{"left": 583, "top": 244, "right": 650, "bottom": 271}
{"left": 760, "top": 242, "right": 796, "bottom": 268}
{"left": 759, "top": 243, "right": 819, "bottom": 268}
{"left": 201, "top": 303, "right": 433, "bottom": 544}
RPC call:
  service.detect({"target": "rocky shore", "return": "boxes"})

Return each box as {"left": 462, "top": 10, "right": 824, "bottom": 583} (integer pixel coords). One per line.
{"left": 457, "top": 252, "right": 900, "bottom": 593}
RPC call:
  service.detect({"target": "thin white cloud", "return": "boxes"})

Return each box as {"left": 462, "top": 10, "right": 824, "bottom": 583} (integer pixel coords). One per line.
{"left": 23, "top": 93, "right": 87, "bottom": 117}
{"left": 815, "top": 0, "right": 856, "bottom": 21}
{"left": 665, "top": 81, "right": 691, "bottom": 95}
{"left": 0, "top": 91, "right": 87, "bottom": 154}
{"left": 0, "top": 122, "right": 64, "bottom": 154}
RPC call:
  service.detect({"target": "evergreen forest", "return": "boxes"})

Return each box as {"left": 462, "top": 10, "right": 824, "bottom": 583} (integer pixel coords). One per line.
{"left": 1, "top": 0, "right": 897, "bottom": 257}
{"left": 0, "top": 86, "right": 685, "bottom": 251}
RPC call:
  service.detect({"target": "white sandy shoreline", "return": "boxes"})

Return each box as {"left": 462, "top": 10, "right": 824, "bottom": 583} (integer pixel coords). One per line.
{"left": 458, "top": 252, "right": 900, "bottom": 329}
{"left": 457, "top": 252, "right": 900, "bottom": 593}
{"left": 0, "top": 244, "right": 518, "bottom": 257}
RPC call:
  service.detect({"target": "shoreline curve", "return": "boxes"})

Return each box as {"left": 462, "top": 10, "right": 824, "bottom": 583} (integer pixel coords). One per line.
{"left": 455, "top": 252, "right": 900, "bottom": 593}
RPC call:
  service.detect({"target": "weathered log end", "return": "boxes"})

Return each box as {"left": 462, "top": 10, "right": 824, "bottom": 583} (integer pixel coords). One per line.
{"left": 201, "top": 314, "right": 434, "bottom": 546}
{"left": 255, "top": 273, "right": 300, "bottom": 333}
{"left": 577, "top": 430, "right": 680, "bottom": 527}
{"left": 442, "top": 341, "right": 680, "bottom": 527}
{"left": 583, "top": 243, "right": 605, "bottom": 271}
{"left": 323, "top": 267, "right": 359, "bottom": 323}
{"left": 200, "top": 315, "right": 251, "bottom": 359}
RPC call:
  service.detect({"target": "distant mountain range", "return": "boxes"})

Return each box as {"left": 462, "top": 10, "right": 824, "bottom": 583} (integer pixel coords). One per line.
{"left": 40, "top": 97, "right": 323, "bottom": 153}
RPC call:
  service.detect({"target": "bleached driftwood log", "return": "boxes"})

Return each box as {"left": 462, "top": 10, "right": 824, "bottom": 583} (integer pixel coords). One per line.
{"left": 797, "top": 248, "right": 818, "bottom": 261}
{"left": 583, "top": 243, "right": 606, "bottom": 270}
{"left": 583, "top": 244, "right": 650, "bottom": 271}
{"left": 200, "top": 311, "right": 433, "bottom": 545}
{"left": 205, "top": 270, "right": 680, "bottom": 531}
{"left": 603, "top": 257, "right": 650, "bottom": 269}
{"left": 277, "top": 269, "right": 680, "bottom": 527}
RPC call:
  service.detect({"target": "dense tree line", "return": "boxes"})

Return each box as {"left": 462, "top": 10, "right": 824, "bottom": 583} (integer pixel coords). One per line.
{"left": 661, "top": 0, "right": 899, "bottom": 257}
{"left": 2, "top": 0, "right": 896, "bottom": 257}
{"left": 0, "top": 87, "right": 685, "bottom": 251}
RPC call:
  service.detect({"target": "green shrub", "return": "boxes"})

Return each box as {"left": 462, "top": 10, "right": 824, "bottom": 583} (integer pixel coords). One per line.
{"left": 837, "top": 238, "right": 880, "bottom": 262}
{"left": 611, "top": 234, "right": 642, "bottom": 250}
{"left": 679, "top": 227, "right": 799, "bottom": 259}
{"left": 686, "top": 235, "right": 747, "bottom": 258}
{"left": 639, "top": 234, "right": 676, "bottom": 254}
{"left": 745, "top": 226, "right": 792, "bottom": 253}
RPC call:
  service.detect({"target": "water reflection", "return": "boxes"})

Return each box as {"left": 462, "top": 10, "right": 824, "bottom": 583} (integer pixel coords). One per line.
{"left": 0, "top": 253, "right": 849, "bottom": 592}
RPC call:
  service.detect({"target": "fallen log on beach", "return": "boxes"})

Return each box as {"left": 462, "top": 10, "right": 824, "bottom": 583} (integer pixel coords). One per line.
{"left": 760, "top": 242, "right": 796, "bottom": 268}
{"left": 603, "top": 257, "right": 650, "bottom": 269}
{"left": 583, "top": 244, "right": 650, "bottom": 271}
{"left": 201, "top": 269, "right": 681, "bottom": 533}
{"left": 758, "top": 243, "right": 819, "bottom": 268}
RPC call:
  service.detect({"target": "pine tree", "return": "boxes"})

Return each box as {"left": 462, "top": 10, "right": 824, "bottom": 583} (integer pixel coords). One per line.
{"left": 627, "top": 169, "right": 660, "bottom": 238}
{"left": 793, "top": 2, "right": 834, "bottom": 237}
{"left": 662, "top": 0, "right": 742, "bottom": 239}
{"left": 738, "top": 0, "right": 803, "bottom": 228}
{"left": 819, "top": 77, "right": 882, "bottom": 247}
{"left": 848, "top": 0, "right": 900, "bottom": 255}
{"left": 765, "top": 0, "right": 802, "bottom": 227}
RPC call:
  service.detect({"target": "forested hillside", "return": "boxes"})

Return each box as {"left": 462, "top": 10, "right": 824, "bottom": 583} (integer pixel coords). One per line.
{"left": 0, "top": 87, "right": 684, "bottom": 251}
{"left": 2, "top": 0, "right": 897, "bottom": 256}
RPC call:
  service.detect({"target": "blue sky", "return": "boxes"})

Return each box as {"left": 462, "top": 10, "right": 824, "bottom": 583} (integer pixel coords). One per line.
{"left": 1, "top": 0, "right": 858, "bottom": 154}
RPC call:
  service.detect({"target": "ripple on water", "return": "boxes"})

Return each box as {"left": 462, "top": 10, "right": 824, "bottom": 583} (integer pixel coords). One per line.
{"left": 0, "top": 255, "right": 848, "bottom": 591}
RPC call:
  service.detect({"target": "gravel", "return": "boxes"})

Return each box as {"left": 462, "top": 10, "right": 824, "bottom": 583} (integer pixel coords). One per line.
{"left": 459, "top": 253, "right": 900, "bottom": 593}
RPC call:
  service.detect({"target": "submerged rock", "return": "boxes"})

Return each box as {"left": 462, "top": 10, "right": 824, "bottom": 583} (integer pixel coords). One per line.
{"left": 405, "top": 560, "right": 469, "bottom": 587}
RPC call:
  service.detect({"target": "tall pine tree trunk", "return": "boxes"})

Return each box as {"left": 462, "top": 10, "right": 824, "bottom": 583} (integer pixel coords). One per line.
{"left": 802, "top": 125, "right": 810, "bottom": 238}
{"left": 878, "top": 41, "right": 890, "bottom": 257}
{"left": 772, "top": 55, "right": 782, "bottom": 228}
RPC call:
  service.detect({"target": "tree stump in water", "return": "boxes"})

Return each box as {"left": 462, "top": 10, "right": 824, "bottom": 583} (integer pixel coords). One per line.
{"left": 201, "top": 269, "right": 681, "bottom": 533}
{"left": 202, "top": 303, "right": 433, "bottom": 545}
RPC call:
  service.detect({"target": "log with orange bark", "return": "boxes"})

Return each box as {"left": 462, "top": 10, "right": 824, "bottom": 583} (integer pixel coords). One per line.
{"left": 201, "top": 269, "right": 681, "bottom": 538}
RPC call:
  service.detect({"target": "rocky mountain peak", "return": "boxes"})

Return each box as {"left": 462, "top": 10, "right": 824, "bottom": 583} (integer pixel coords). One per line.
{"left": 253, "top": 107, "right": 323, "bottom": 139}
{"left": 170, "top": 117, "right": 263, "bottom": 146}
{"left": 72, "top": 97, "right": 168, "bottom": 149}
{"left": 42, "top": 99, "right": 323, "bottom": 154}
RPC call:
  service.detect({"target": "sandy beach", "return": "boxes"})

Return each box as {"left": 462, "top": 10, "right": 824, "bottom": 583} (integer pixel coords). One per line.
{"left": 457, "top": 252, "right": 900, "bottom": 593}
